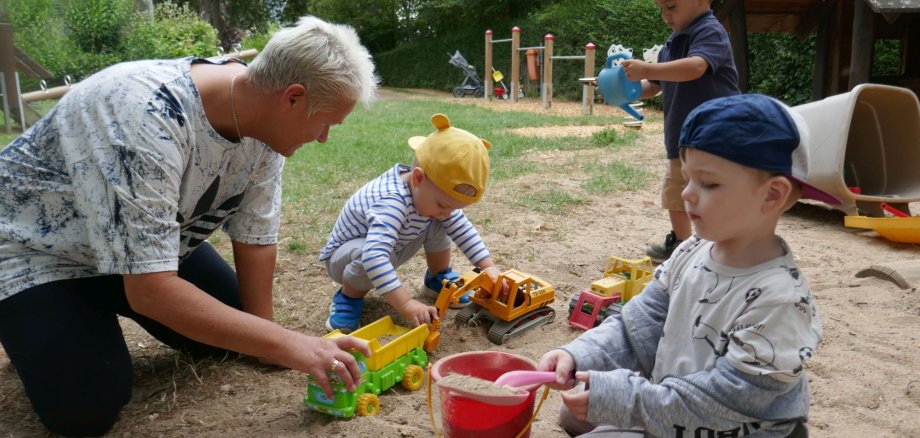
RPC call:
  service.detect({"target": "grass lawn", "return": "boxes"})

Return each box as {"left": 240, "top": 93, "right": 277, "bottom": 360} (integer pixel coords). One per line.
{"left": 276, "top": 96, "right": 649, "bottom": 251}
{"left": 0, "top": 92, "right": 652, "bottom": 253}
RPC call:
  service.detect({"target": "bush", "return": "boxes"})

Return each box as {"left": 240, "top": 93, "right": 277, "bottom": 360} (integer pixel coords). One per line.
{"left": 240, "top": 23, "right": 279, "bottom": 53}
{"left": 63, "top": 0, "right": 132, "bottom": 54}
{"left": 123, "top": 3, "right": 219, "bottom": 60}
{"left": 747, "top": 33, "right": 815, "bottom": 105}
{"left": 2, "top": 0, "right": 71, "bottom": 80}
{"left": 5, "top": 0, "right": 218, "bottom": 82}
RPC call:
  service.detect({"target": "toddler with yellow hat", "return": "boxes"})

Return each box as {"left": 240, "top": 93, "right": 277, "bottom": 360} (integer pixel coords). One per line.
{"left": 320, "top": 113, "right": 505, "bottom": 332}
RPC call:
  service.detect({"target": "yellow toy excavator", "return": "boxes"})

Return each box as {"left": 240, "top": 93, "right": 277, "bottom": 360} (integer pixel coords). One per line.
{"left": 425, "top": 267, "right": 555, "bottom": 346}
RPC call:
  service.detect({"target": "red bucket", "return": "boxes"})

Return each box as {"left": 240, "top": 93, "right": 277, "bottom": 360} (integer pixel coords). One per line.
{"left": 431, "top": 351, "right": 540, "bottom": 438}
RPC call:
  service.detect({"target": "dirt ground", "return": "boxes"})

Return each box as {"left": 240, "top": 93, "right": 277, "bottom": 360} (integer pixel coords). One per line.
{"left": 2, "top": 89, "right": 920, "bottom": 437}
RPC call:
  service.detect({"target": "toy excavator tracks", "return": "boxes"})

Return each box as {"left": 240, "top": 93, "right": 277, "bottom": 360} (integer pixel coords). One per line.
{"left": 457, "top": 304, "right": 556, "bottom": 345}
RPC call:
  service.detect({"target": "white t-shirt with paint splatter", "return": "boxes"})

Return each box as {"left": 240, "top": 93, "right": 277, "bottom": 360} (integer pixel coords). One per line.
{"left": 0, "top": 58, "right": 283, "bottom": 300}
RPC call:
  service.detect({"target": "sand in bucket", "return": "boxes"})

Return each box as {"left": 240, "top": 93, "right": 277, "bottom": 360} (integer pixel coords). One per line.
{"left": 430, "top": 351, "right": 541, "bottom": 438}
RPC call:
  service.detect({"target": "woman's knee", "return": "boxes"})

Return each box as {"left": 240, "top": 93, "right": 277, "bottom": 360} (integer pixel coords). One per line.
{"left": 39, "top": 402, "right": 126, "bottom": 437}
{"left": 30, "top": 374, "right": 132, "bottom": 437}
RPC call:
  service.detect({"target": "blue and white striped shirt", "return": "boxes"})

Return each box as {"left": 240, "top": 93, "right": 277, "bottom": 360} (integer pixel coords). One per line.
{"left": 320, "top": 164, "right": 489, "bottom": 294}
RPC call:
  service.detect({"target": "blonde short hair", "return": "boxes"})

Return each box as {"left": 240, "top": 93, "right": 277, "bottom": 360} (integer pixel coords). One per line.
{"left": 248, "top": 16, "right": 379, "bottom": 116}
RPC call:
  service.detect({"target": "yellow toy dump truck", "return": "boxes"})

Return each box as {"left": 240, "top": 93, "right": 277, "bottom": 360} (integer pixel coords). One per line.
{"left": 568, "top": 256, "right": 653, "bottom": 330}
{"left": 441, "top": 267, "right": 556, "bottom": 345}
{"left": 304, "top": 316, "right": 429, "bottom": 417}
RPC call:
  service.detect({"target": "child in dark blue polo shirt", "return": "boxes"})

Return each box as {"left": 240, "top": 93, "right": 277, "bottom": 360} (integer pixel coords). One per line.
{"left": 622, "top": 0, "right": 740, "bottom": 263}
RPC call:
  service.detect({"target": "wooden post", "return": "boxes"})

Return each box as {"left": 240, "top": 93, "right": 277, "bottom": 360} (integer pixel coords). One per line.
{"left": 543, "top": 34, "right": 554, "bottom": 110}
{"left": 584, "top": 43, "right": 596, "bottom": 115}
{"left": 727, "top": 1, "right": 749, "bottom": 93}
{"left": 511, "top": 27, "right": 521, "bottom": 102}
{"left": 813, "top": 3, "right": 837, "bottom": 100}
{"left": 828, "top": 1, "right": 848, "bottom": 95}
{"left": 848, "top": 0, "right": 875, "bottom": 90}
{"left": 904, "top": 14, "right": 920, "bottom": 77}
{"left": 485, "top": 30, "right": 493, "bottom": 102}
{"left": 0, "top": 23, "right": 22, "bottom": 127}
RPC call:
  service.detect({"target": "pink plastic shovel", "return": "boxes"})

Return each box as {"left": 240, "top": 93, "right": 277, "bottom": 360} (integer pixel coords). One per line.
{"left": 494, "top": 370, "right": 557, "bottom": 386}
{"left": 436, "top": 371, "right": 557, "bottom": 406}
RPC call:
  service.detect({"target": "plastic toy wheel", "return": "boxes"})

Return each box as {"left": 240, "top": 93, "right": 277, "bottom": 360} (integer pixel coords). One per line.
{"left": 356, "top": 393, "right": 380, "bottom": 416}
{"left": 473, "top": 87, "right": 485, "bottom": 98}
{"left": 453, "top": 87, "right": 464, "bottom": 98}
{"left": 568, "top": 291, "right": 581, "bottom": 315}
{"left": 402, "top": 365, "right": 424, "bottom": 391}
{"left": 500, "top": 92, "right": 510, "bottom": 100}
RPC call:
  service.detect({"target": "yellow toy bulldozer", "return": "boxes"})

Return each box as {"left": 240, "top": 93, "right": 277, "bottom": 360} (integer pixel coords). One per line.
{"left": 426, "top": 267, "right": 555, "bottom": 346}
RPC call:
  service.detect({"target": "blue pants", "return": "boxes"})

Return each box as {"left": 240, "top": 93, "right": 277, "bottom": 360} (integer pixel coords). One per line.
{"left": 0, "top": 243, "right": 241, "bottom": 436}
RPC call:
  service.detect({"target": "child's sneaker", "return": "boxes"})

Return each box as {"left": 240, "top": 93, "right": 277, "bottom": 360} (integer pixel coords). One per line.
{"left": 421, "top": 268, "right": 471, "bottom": 309}
{"left": 325, "top": 289, "right": 364, "bottom": 333}
{"left": 646, "top": 230, "right": 682, "bottom": 264}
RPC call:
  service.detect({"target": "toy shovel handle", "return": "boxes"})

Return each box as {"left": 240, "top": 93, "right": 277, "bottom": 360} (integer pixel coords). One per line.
{"left": 881, "top": 202, "right": 909, "bottom": 217}
{"left": 605, "top": 51, "right": 632, "bottom": 69}
{"left": 493, "top": 370, "right": 557, "bottom": 387}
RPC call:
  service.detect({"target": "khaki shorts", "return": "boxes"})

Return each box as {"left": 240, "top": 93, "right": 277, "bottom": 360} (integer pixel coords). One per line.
{"left": 660, "top": 158, "right": 687, "bottom": 211}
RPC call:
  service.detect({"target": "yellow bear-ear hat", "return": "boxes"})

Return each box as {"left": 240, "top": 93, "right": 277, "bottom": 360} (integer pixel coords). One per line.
{"left": 408, "top": 113, "right": 492, "bottom": 204}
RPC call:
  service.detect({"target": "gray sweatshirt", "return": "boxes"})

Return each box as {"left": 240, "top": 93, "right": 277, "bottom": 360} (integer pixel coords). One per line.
{"left": 560, "top": 236, "right": 820, "bottom": 437}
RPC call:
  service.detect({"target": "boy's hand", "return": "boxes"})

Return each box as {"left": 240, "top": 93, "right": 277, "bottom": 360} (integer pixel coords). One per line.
{"left": 622, "top": 59, "right": 650, "bottom": 81}
{"left": 560, "top": 371, "right": 591, "bottom": 420}
{"left": 382, "top": 287, "right": 438, "bottom": 326}
{"left": 399, "top": 298, "right": 439, "bottom": 327}
{"left": 537, "top": 349, "right": 577, "bottom": 389}
{"left": 482, "top": 265, "right": 511, "bottom": 297}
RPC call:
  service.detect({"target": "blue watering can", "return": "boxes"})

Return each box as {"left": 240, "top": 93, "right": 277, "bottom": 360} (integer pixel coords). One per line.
{"left": 597, "top": 52, "right": 644, "bottom": 121}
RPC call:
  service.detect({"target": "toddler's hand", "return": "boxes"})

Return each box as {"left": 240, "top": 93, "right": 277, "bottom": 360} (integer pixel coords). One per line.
{"left": 482, "top": 266, "right": 511, "bottom": 297}
{"left": 537, "top": 349, "right": 576, "bottom": 389}
{"left": 622, "top": 59, "right": 649, "bottom": 81}
{"left": 560, "top": 371, "right": 591, "bottom": 420}
{"left": 399, "top": 298, "right": 438, "bottom": 327}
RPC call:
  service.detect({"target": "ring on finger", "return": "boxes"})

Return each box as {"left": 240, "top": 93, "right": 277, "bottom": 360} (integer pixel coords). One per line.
{"left": 329, "top": 358, "right": 341, "bottom": 372}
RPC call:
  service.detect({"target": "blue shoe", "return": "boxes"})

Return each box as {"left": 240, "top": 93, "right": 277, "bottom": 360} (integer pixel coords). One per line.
{"left": 325, "top": 289, "right": 364, "bottom": 333}
{"left": 423, "top": 268, "right": 472, "bottom": 309}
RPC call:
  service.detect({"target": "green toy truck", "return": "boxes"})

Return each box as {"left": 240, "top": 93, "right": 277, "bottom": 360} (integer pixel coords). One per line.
{"left": 304, "top": 316, "right": 429, "bottom": 417}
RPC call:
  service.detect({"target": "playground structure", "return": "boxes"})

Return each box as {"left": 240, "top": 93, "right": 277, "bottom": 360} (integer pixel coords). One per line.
{"left": 0, "top": 23, "right": 257, "bottom": 133}
{"left": 0, "top": 23, "right": 54, "bottom": 134}
{"left": 483, "top": 27, "right": 597, "bottom": 115}
{"left": 789, "top": 83, "right": 920, "bottom": 217}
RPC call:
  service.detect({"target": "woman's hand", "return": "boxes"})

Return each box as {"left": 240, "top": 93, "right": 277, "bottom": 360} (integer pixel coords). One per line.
{"left": 287, "top": 333, "right": 372, "bottom": 399}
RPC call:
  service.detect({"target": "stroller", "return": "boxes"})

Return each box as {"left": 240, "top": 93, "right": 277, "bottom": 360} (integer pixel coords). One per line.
{"left": 447, "top": 50, "right": 484, "bottom": 98}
